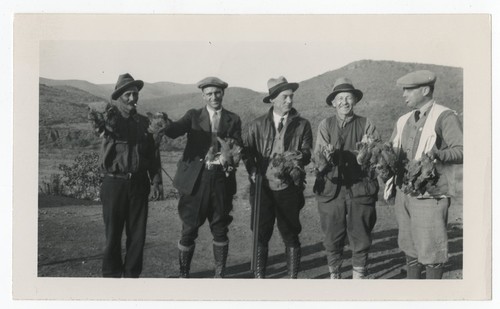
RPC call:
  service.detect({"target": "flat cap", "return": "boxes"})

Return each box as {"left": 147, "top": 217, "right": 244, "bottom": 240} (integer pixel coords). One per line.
{"left": 397, "top": 70, "right": 437, "bottom": 88}
{"left": 197, "top": 76, "right": 228, "bottom": 90}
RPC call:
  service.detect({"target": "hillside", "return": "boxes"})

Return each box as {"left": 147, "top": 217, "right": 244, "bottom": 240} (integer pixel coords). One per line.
{"left": 39, "top": 60, "right": 463, "bottom": 148}
{"left": 294, "top": 60, "right": 463, "bottom": 139}
{"left": 39, "top": 83, "right": 107, "bottom": 126}
{"left": 40, "top": 77, "right": 198, "bottom": 101}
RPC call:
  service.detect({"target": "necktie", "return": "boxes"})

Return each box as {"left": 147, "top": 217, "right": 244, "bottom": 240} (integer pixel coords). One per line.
{"left": 212, "top": 111, "right": 220, "bottom": 152}
{"left": 277, "top": 117, "right": 285, "bottom": 133}
{"left": 414, "top": 110, "right": 421, "bottom": 122}
{"left": 212, "top": 111, "right": 220, "bottom": 132}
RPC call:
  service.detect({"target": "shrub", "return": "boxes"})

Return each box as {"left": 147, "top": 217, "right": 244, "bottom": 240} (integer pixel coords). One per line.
{"left": 39, "top": 173, "right": 64, "bottom": 196}
{"left": 58, "top": 152, "right": 102, "bottom": 201}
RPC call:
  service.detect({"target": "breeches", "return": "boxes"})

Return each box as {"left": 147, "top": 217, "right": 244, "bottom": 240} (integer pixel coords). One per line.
{"left": 100, "top": 176, "right": 150, "bottom": 278}
{"left": 250, "top": 184, "right": 305, "bottom": 248}
{"left": 394, "top": 190, "right": 450, "bottom": 264}
{"left": 316, "top": 188, "right": 377, "bottom": 268}
{"left": 178, "top": 169, "right": 234, "bottom": 247}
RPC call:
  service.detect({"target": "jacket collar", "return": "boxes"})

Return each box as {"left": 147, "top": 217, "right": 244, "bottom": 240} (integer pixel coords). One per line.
{"left": 266, "top": 107, "right": 299, "bottom": 124}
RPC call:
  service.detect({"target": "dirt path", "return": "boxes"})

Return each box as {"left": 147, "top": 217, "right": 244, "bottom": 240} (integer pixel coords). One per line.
{"left": 38, "top": 192, "right": 463, "bottom": 279}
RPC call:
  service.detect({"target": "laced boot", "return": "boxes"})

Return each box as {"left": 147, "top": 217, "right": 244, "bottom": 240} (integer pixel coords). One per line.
{"left": 213, "top": 241, "right": 229, "bottom": 278}
{"left": 285, "top": 246, "right": 301, "bottom": 279}
{"left": 178, "top": 242, "right": 195, "bottom": 278}
{"left": 254, "top": 246, "right": 268, "bottom": 279}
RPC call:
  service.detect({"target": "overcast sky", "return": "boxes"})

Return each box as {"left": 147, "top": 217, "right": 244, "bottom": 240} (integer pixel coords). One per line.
{"left": 39, "top": 16, "right": 473, "bottom": 92}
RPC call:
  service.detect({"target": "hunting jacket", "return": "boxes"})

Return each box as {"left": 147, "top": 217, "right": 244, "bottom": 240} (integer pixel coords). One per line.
{"left": 243, "top": 107, "right": 313, "bottom": 182}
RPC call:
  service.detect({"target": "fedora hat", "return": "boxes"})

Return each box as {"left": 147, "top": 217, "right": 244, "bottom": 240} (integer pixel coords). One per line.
{"left": 263, "top": 76, "right": 299, "bottom": 103}
{"left": 325, "top": 77, "right": 363, "bottom": 105}
{"left": 111, "top": 73, "right": 144, "bottom": 100}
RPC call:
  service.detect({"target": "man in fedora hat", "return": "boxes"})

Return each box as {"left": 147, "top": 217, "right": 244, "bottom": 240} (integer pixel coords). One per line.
{"left": 243, "top": 76, "right": 312, "bottom": 279}
{"left": 388, "top": 70, "right": 463, "bottom": 279}
{"left": 94, "top": 73, "right": 163, "bottom": 278}
{"left": 163, "top": 76, "right": 242, "bottom": 278}
{"left": 313, "top": 77, "right": 380, "bottom": 279}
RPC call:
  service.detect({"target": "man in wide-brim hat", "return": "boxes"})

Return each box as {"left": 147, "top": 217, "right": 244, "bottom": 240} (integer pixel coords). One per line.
{"left": 163, "top": 76, "right": 242, "bottom": 279}
{"left": 313, "top": 77, "right": 380, "bottom": 279}
{"left": 93, "top": 73, "right": 162, "bottom": 278}
{"left": 243, "top": 76, "right": 313, "bottom": 279}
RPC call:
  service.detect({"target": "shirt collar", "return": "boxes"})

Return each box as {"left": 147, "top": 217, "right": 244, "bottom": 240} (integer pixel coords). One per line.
{"left": 206, "top": 105, "right": 222, "bottom": 119}
{"left": 336, "top": 113, "right": 355, "bottom": 128}
{"left": 418, "top": 100, "right": 434, "bottom": 117}
{"left": 273, "top": 111, "right": 288, "bottom": 128}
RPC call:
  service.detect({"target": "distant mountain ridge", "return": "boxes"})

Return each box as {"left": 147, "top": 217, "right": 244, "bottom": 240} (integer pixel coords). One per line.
{"left": 40, "top": 77, "right": 199, "bottom": 101}
{"left": 39, "top": 59, "right": 463, "bottom": 146}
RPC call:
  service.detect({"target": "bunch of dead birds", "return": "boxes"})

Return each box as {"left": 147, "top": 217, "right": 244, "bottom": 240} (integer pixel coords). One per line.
{"left": 355, "top": 136, "right": 398, "bottom": 182}
{"left": 269, "top": 150, "right": 306, "bottom": 188}
{"left": 146, "top": 111, "right": 170, "bottom": 144}
{"left": 205, "top": 137, "right": 243, "bottom": 175}
{"left": 87, "top": 102, "right": 119, "bottom": 138}
{"left": 401, "top": 154, "right": 440, "bottom": 195}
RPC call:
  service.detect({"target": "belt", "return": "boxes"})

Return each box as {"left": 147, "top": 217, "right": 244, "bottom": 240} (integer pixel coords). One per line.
{"left": 103, "top": 172, "right": 133, "bottom": 180}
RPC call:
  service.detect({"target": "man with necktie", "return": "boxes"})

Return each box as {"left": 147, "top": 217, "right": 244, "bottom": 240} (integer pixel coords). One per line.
{"left": 164, "top": 77, "right": 242, "bottom": 278}
{"left": 243, "top": 76, "right": 313, "bottom": 278}
{"left": 389, "top": 70, "right": 463, "bottom": 279}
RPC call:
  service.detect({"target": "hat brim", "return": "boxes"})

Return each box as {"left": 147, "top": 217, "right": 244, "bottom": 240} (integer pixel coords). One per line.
{"left": 111, "top": 80, "right": 144, "bottom": 100}
{"left": 326, "top": 89, "right": 363, "bottom": 106}
{"left": 263, "top": 83, "right": 299, "bottom": 103}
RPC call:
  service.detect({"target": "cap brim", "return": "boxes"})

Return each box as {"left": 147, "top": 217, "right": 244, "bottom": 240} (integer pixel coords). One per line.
{"left": 263, "top": 83, "right": 299, "bottom": 103}
{"left": 111, "top": 80, "right": 144, "bottom": 100}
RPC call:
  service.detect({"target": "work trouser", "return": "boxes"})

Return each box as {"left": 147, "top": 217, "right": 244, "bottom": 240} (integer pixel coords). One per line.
{"left": 100, "top": 174, "right": 150, "bottom": 278}
{"left": 394, "top": 189, "right": 450, "bottom": 264}
{"left": 317, "top": 187, "right": 377, "bottom": 269}
{"left": 250, "top": 184, "right": 305, "bottom": 248}
{"left": 178, "top": 168, "right": 234, "bottom": 247}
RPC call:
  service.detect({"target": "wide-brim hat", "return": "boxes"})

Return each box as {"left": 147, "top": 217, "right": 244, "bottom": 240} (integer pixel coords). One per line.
{"left": 325, "top": 77, "right": 363, "bottom": 105}
{"left": 263, "top": 76, "right": 299, "bottom": 103}
{"left": 111, "top": 73, "right": 144, "bottom": 100}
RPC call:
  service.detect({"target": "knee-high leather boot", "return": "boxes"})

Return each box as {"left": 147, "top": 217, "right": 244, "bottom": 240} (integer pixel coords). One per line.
{"left": 178, "top": 242, "right": 195, "bottom": 278}
{"left": 286, "top": 246, "right": 301, "bottom": 279}
{"left": 213, "top": 241, "right": 229, "bottom": 278}
{"left": 254, "top": 246, "right": 268, "bottom": 279}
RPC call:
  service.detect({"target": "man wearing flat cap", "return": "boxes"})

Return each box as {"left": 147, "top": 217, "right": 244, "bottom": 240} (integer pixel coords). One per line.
{"left": 163, "top": 76, "right": 242, "bottom": 278}
{"left": 93, "top": 73, "right": 163, "bottom": 278}
{"left": 313, "top": 77, "right": 380, "bottom": 279}
{"left": 389, "top": 70, "right": 463, "bottom": 279}
{"left": 243, "top": 76, "right": 312, "bottom": 279}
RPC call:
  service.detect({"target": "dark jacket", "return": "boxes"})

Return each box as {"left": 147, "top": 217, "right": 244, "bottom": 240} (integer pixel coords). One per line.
{"left": 243, "top": 107, "right": 312, "bottom": 176}
{"left": 99, "top": 111, "right": 162, "bottom": 184}
{"left": 164, "top": 107, "right": 242, "bottom": 196}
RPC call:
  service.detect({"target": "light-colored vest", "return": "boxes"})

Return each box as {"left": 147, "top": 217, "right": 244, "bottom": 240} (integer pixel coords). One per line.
{"left": 392, "top": 102, "right": 457, "bottom": 197}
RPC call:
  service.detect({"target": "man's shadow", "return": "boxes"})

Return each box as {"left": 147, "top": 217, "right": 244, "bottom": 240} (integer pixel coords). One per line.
{"left": 190, "top": 223, "right": 463, "bottom": 279}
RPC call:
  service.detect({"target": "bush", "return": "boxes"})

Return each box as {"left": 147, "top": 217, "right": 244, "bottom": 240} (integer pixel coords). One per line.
{"left": 58, "top": 152, "right": 102, "bottom": 201}
{"left": 39, "top": 173, "right": 64, "bottom": 196}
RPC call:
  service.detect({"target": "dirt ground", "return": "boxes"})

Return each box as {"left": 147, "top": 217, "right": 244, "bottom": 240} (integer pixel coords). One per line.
{"left": 38, "top": 152, "right": 463, "bottom": 279}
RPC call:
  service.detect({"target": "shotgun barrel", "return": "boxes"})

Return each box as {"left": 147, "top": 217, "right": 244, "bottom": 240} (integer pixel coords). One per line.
{"left": 251, "top": 173, "right": 262, "bottom": 272}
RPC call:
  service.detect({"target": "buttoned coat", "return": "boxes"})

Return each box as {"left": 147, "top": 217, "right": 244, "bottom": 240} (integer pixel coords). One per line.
{"left": 165, "top": 107, "right": 242, "bottom": 196}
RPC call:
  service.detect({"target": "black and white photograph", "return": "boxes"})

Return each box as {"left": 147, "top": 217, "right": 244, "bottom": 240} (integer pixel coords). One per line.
{"left": 10, "top": 12, "right": 491, "bottom": 302}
